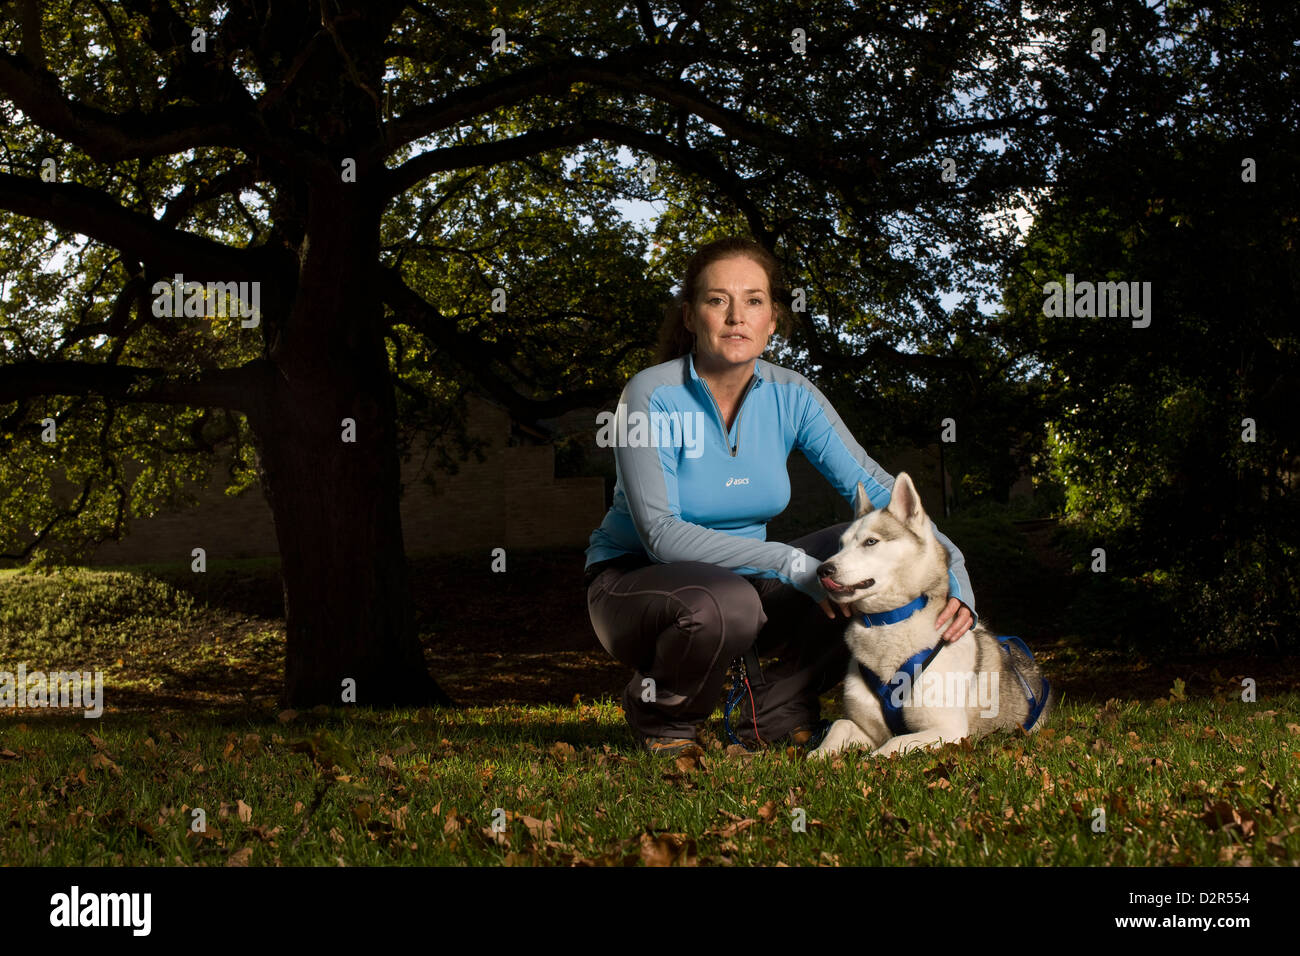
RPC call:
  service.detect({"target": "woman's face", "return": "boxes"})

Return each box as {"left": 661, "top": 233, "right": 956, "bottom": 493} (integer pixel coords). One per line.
{"left": 682, "top": 255, "right": 777, "bottom": 375}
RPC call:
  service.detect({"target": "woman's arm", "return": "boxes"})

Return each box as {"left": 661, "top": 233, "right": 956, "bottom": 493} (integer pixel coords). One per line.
{"left": 786, "top": 369, "right": 979, "bottom": 627}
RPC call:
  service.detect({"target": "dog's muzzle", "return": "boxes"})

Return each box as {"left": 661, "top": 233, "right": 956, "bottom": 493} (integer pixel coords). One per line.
{"left": 817, "top": 563, "right": 873, "bottom": 593}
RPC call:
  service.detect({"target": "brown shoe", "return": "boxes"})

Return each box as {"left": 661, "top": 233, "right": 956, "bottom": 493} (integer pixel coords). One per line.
{"left": 640, "top": 735, "right": 704, "bottom": 757}
{"left": 779, "top": 719, "right": 832, "bottom": 753}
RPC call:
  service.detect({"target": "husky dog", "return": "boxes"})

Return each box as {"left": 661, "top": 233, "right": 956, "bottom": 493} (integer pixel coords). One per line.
{"left": 808, "top": 473, "right": 1052, "bottom": 759}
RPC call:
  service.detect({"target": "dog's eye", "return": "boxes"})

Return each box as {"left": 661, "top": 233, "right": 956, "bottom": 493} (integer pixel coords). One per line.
{"left": 862, "top": 537, "right": 878, "bottom": 547}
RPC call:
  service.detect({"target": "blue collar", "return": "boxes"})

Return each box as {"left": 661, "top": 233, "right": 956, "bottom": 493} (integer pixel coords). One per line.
{"left": 855, "top": 595, "right": 936, "bottom": 735}
{"left": 859, "top": 593, "right": 928, "bottom": 628}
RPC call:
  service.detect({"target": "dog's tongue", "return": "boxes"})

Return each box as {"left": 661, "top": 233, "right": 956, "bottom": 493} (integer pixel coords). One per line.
{"left": 820, "top": 575, "right": 842, "bottom": 592}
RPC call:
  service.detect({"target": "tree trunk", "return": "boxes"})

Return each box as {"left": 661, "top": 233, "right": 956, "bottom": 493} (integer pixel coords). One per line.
{"left": 247, "top": 183, "right": 450, "bottom": 708}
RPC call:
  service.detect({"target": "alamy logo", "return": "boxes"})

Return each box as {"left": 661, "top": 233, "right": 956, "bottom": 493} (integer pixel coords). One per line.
{"left": 49, "top": 886, "right": 151, "bottom": 936}
{"left": 0, "top": 665, "right": 103, "bottom": 717}
{"left": 595, "top": 404, "right": 705, "bottom": 459}
{"left": 1042, "top": 273, "right": 1151, "bottom": 328}
{"left": 725, "top": 477, "right": 749, "bottom": 486}
{"left": 151, "top": 273, "right": 261, "bottom": 328}
{"left": 888, "top": 669, "right": 1000, "bottom": 718}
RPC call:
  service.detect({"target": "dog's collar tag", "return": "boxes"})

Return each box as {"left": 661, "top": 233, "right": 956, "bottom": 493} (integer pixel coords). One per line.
{"left": 858, "top": 593, "right": 928, "bottom": 628}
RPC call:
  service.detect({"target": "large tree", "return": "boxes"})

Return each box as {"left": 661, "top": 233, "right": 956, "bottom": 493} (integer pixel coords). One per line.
{"left": 1, "top": 0, "right": 1128, "bottom": 705}
{"left": 998, "top": 0, "right": 1300, "bottom": 649}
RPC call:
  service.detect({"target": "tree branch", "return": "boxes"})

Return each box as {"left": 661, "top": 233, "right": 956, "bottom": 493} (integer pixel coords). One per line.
{"left": 0, "top": 173, "right": 266, "bottom": 281}
{"left": 0, "top": 52, "right": 253, "bottom": 163}
{"left": 383, "top": 119, "right": 770, "bottom": 238}
{"left": 379, "top": 269, "right": 611, "bottom": 422}
{"left": 382, "top": 44, "right": 732, "bottom": 153}
{"left": 0, "top": 358, "right": 273, "bottom": 412}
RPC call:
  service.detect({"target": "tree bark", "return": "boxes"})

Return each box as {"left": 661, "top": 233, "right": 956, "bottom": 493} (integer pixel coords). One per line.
{"left": 246, "top": 182, "right": 449, "bottom": 708}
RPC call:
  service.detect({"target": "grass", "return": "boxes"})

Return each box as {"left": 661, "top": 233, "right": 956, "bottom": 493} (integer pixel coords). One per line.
{"left": 1, "top": 537, "right": 1298, "bottom": 866}
{"left": 1, "top": 694, "right": 1296, "bottom": 866}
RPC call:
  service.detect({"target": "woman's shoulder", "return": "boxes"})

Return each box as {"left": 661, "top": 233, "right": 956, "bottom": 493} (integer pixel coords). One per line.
{"left": 623, "top": 355, "right": 691, "bottom": 399}
{"left": 757, "top": 357, "right": 820, "bottom": 393}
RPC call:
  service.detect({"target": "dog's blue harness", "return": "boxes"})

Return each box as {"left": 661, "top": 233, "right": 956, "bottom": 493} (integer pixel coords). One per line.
{"left": 854, "top": 596, "right": 1050, "bottom": 735}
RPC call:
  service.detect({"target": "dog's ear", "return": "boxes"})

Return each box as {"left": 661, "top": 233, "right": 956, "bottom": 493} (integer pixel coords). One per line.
{"left": 886, "top": 472, "right": 928, "bottom": 528}
{"left": 853, "top": 481, "right": 875, "bottom": 519}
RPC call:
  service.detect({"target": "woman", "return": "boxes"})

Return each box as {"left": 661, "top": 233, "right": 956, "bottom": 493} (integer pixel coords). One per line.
{"left": 584, "top": 237, "right": 976, "bottom": 756}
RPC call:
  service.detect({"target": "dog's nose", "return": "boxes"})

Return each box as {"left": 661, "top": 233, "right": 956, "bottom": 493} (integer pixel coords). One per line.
{"left": 817, "top": 563, "right": 843, "bottom": 591}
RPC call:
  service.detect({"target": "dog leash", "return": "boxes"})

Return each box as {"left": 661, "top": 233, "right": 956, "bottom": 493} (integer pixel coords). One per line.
{"left": 722, "top": 649, "right": 764, "bottom": 749}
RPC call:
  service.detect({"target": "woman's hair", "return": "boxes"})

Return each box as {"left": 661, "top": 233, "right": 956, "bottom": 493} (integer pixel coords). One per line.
{"left": 653, "top": 237, "right": 794, "bottom": 365}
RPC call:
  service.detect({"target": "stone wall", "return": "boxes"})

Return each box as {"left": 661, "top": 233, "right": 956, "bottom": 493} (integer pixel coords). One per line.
{"left": 86, "top": 394, "right": 606, "bottom": 565}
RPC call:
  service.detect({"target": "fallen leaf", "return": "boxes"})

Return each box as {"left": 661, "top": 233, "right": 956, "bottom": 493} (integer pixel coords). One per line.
{"left": 518, "top": 814, "right": 556, "bottom": 841}
{"left": 708, "top": 818, "right": 757, "bottom": 838}
{"left": 639, "top": 832, "right": 697, "bottom": 867}
{"left": 674, "top": 749, "right": 707, "bottom": 773}
{"left": 227, "top": 848, "right": 253, "bottom": 867}
{"left": 237, "top": 799, "right": 253, "bottom": 824}
{"left": 90, "top": 752, "right": 121, "bottom": 776}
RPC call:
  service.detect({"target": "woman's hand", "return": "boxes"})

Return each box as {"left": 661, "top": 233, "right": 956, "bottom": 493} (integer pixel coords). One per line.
{"left": 819, "top": 596, "right": 853, "bottom": 619}
{"left": 935, "top": 597, "right": 974, "bottom": 642}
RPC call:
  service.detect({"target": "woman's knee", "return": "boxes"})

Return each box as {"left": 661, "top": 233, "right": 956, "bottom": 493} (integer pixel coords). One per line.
{"left": 665, "top": 564, "right": 766, "bottom": 654}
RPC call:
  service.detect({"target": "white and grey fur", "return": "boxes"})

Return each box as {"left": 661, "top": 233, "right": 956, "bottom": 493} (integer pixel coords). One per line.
{"left": 808, "top": 473, "right": 1053, "bottom": 759}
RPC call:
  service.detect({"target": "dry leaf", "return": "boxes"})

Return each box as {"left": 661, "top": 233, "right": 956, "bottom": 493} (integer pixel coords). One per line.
{"left": 674, "top": 750, "right": 707, "bottom": 773}
{"left": 639, "top": 832, "right": 697, "bottom": 867}
{"left": 90, "top": 752, "right": 121, "bottom": 776}
{"left": 237, "top": 799, "right": 253, "bottom": 824}
{"left": 518, "top": 814, "right": 556, "bottom": 841}
{"left": 710, "top": 818, "right": 757, "bottom": 838}
{"left": 227, "top": 848, "right": 253, "bottom": 867}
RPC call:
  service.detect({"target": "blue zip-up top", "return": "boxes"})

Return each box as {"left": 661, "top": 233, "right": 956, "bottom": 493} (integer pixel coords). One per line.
{"left": 584, "top": 352, "right": 976, "bottom": 618}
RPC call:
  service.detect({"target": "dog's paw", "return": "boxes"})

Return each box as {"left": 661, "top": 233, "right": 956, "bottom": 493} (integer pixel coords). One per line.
{"left": 806, "top": 718, "right": 861, "bottom": 760}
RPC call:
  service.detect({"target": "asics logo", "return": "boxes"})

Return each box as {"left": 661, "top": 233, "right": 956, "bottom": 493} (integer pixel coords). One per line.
{"left": 725, "top": 477, "right": 750, "bottom": 486}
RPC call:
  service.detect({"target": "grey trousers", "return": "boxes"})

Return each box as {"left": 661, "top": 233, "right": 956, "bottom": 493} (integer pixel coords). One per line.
{"left": 586, "top": 523, "right": 852, "bottom": 744}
